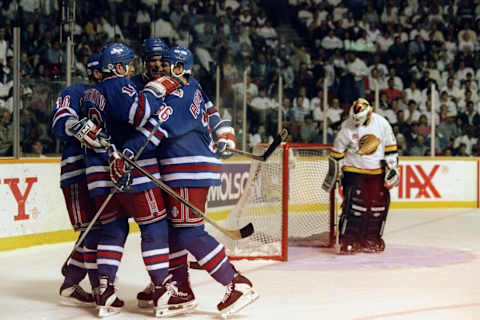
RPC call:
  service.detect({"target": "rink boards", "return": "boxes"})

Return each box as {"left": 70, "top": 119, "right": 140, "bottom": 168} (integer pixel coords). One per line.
{"left": 0, "top": 157, "right": 478, "bottom": 250}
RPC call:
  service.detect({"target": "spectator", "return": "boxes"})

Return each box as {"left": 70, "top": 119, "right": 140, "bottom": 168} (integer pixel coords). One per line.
{"left": 459, "top": 101, "right": 480, "bottom": 129}
{"left": 442, "top": 76, "right": 463, "bottom": 102}
{"left": 0, "top": 27, "right": 10, "bottom": 68}
{"left": 28, "top": 139, "right": 46, "bottom": 157}
{"left": 0, "top": 108, "right": 12, "bottom": 156}
{"left": 404, "top": 81, "right": 424, "bottom": 106}
{"left": 345, "top": 52, "right": 369, "bottom": 99}
{"left": 410, "top": 135, "right": 429, "bottom": 156}
{"left": 292, "top": 96, "right": 311, "bottom": 122}
{"left": 151, "top": 9, "right": 179, "bottom": 43}
{"left": 102, "top": 13, "right": 125, "bottom": 41}
{"left": 404, "top": 100, "right": 421, "bottom": 123}
{"left": 453, "top": 125, "right": 477, "bottom": 155}
{"left": 299, "top": 114, "right": 316, "bottom": 142}
{"left": 249, "top": 88, "right": 275, "bottom": 129}
{"left": 383, "top": 78, "right": 403, "bottom": 101}
{"left": 387, "top": 36, "right": 408, "bottom": 64}
{"left": 438, "top": 111, "right": 459, "bottom": 145}
{"left": 416, "top": 114, "right": 430, "bottom": 137}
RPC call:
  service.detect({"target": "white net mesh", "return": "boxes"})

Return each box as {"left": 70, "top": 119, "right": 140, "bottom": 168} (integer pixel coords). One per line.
{"left": 206, "top": 143, "right": 333, "bottom": 260}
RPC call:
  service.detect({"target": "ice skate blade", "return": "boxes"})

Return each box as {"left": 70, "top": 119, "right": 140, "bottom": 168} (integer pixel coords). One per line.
{"left": 154, "top": 300, "right": 198, "bottom": 318}
{"left": 221, "top": 289, "right": 260, "bottom": 319}
{"left": 59, "top": 296, "right": 95, "bottom": 307}
{"left": 97, "top": 305, "right": 122, "bottom": 318}
{"left": 137, "top": 299, "right": 153, "bottom": 309}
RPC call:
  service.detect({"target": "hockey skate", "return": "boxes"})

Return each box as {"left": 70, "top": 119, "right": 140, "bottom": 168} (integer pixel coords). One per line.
{"left": 95, "top": 276, "right": 124, "bottom": 317}
{"left": 217, "top": 272, "right": 259, "bottom": 319}
{"left": 137, "top": 279, "right": 197, "bottom": 310}
{"left": 152, "top": 275, "right": 197, "bottom": 317}
{"left": 59, "top": 283, "right": 95, "bottom": 307}
{"left": 362, "top": 236, "right": 386, "bottom": 253}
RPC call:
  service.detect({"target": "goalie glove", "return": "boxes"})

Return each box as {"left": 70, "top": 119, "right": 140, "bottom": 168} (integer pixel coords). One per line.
{"left": 143, "top": 76, "right": 180, "bottom": 98}
{"left": 108, "top": 145, "right": 134, "bottom": 191}
{"left": 384, "top": 159, "right": 400, "bottom": 189}
{"left": 214, "top": 124, "right": 236, "bottom": 158}
{"left": 66, "top": 117, "right": 110, "bottom": 149}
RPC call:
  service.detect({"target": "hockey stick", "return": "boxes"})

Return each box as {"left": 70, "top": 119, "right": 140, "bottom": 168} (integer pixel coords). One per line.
{"left": 61, "top": 123, "right": 160, "bottom": 276}
{"left": 110, "top": 149, "right": 254, "bottom": 240}
{"left": 227, "top": 128, "right": 288, "bottom": 161}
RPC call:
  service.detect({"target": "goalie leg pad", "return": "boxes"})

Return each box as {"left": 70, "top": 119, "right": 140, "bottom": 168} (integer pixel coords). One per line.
{"left": 362, "top": 189, "right": 390, "bottom": 253}
{"left": 339, "top": 185, "right": 368, "bottom": 254}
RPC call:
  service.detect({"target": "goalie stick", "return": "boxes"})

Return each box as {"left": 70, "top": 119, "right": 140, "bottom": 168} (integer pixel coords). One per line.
{"left": 61, "top": 122, "right": 161, "bottom": 276}
{"left": 110, "top": 148, "right": 254, "bottom": 240}
{"left": 227, "top": 128, "right": 288, "bottom": 161}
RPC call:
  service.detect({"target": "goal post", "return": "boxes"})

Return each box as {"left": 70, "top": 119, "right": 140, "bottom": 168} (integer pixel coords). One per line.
{"left": 206, "top": 142, "right": 336, "bottom": 261}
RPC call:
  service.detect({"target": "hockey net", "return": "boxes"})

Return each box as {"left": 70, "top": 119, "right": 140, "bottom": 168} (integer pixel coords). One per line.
{"left": 207, "top": 143, "right": 335, "bottom": 261}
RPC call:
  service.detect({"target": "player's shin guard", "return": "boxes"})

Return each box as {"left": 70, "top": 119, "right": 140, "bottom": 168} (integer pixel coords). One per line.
{"left": 175, "top": 226, "right": 235, "bottom": 285}
{"left": 139, "top": 219, "right": 169, "bottom": 285}
{"left": 84, "top": 228, "right": 100, "bottom": 289}
{"left": 96, "top": 218, "right": 128, "bottom": 289}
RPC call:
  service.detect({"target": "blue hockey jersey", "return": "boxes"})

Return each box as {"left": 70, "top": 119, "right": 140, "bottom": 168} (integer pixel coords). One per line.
{"left": 50, "top": 83, "right": 88, "bottom": 187}
{"left": 82, "top": 76, "right": 161, "bottom": 196}
{"left": 132, "top": 73, "right": 226, "bottom": 134}
{"left": 130, "top": 73, "right": 149, "bottom": 91}
{"left": 138, "top": 78, "right": 223, "bottom": 188}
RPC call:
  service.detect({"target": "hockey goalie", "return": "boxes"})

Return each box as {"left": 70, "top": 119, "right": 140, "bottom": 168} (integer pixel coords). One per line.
{"left": 322, "top": 98, "right": 399, "bottom": 254}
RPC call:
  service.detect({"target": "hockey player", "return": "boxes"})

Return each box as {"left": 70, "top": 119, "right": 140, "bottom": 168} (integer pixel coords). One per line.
{"left": 50, "top": 53, "right": 105, "bottom": 306}
{"left": 82, "top": 43, "right": 190, "bottom": 317}
{"left": 131, "top": 37, "right": 169, "bottom": 91}
{"left": 322, "top": 98, "right": 399, "bottom": 254}
{"left": 133, "top": 46, "right": 258, "bottom": 318}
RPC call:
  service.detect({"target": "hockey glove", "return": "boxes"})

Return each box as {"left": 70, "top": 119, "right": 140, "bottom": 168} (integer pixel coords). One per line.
{"left": 66, "top": 117, "right": 110, "bottom": 149}
{"left": 143, "top": 76, "right": 180, "bottom": 98}
{"left": 384, "top": 166, "right": 400, "bottom": 189}
{"left": 215, "top": 125, "right": 236, "bottom": 158}
{"left": 108, "top": 145, "right": 134, "bottom": 191}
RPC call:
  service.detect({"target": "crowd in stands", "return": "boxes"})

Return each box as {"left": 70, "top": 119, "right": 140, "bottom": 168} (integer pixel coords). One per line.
{"left": 1, "top": 0, "right": 480, "bottom": 156}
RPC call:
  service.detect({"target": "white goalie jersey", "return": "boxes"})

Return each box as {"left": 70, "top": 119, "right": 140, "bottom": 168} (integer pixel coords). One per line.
{"left": 330, "top": 112, "right": 398, "bottom": 175}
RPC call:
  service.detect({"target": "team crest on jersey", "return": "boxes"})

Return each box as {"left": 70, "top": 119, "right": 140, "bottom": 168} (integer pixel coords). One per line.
{"left": 358, "top": 134, "right": 380, "bottom": 155}
{"left": 171, "top": 206, "right": 179, "bottom": 218}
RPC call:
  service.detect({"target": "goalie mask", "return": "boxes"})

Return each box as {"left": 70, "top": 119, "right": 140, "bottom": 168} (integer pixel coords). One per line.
{"left": 350, "top": 98, "right": 372, "bottom": 126}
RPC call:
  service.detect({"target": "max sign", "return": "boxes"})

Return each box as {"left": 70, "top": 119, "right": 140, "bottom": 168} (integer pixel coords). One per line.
{"left": 397, "top": 164, "right": 441, "bottom": 199}
{"left": 4, "top": 177, "right": 38, "bottom": 221}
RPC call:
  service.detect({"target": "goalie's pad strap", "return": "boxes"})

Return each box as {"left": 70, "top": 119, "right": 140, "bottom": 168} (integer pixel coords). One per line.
{"left": 321, "top": 156, "right": 339, "bottom": 192}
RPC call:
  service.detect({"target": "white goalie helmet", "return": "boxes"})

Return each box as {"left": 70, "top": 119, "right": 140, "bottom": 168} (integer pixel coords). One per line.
{"left": 350, "top": 98, "right": 372, "bottom": 126}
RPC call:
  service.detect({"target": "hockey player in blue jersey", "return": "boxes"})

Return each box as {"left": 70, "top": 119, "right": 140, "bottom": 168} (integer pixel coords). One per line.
{"left": 82, "top": 43, "right": 192, "bottom": 317}
{"left": 131, "top": 38, "right": 170, "bottom": 91}
{"left": 132, "top": 46, "right": 258, "bottom": 318}
{"left": 51, "top": 53, "right": 105, "bottom": 307}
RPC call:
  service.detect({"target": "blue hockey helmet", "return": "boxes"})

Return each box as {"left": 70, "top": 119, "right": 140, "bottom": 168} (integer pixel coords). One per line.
{"left": 166, "top": 46, "right": 193, "bottom": 76}
{"left": 86, "top": 52, "right": 101, "bottom": 77}
{"left": 143, "top": 38, "right": 168, "bottom": 60}
{"left": 101, "top": 43, "right": 134, "bottom": 73}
